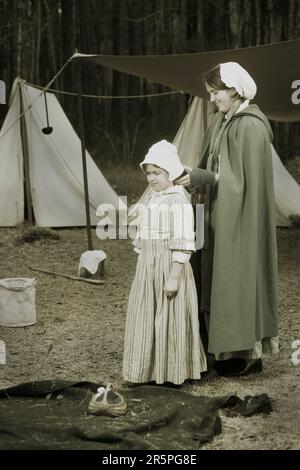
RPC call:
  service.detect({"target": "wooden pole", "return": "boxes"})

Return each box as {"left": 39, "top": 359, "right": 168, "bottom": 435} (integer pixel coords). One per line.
{"left": 76, "top": 60, "right": 93, "bottom": 250}
{"left": 19, "top": 83, "right": 34, "bottom": 224}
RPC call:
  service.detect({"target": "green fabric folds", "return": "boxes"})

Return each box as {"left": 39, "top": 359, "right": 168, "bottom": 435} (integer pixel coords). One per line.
{"left": 193, "top": 104, "right": 278, "bottom": 355}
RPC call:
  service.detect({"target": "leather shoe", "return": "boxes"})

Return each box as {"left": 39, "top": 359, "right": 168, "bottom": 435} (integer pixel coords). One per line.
{"left": 223, "top": 358, "right": 263, "bottom": 377}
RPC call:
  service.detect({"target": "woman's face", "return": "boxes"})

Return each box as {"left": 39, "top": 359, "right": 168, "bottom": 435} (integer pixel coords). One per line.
{"left": 145, "top": 164, "right": 172, "bottom": 192}
{"left": 205, "top": 83, "right": 238, "bottom": 113}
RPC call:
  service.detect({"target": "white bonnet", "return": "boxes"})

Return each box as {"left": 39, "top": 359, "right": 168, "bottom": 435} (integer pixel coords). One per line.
{"left": 140, "top": 139, "right": 184, "bottom": 181}
{"left": 220, "top": 62, "right": 257, "bottom": 100}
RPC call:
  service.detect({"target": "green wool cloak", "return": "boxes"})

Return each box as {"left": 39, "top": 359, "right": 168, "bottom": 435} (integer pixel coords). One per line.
{"left": 195, "top": 104, "right": 278, "bottom": 355}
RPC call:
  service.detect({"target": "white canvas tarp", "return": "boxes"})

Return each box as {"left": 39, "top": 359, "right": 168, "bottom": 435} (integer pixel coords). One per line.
{"left": 0, "top": 79, "right": 125, "bottom": 227}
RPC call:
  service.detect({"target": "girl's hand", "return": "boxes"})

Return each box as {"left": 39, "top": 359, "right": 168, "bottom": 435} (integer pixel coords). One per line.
{"left": 164, "top": 277, "right": 179, "bottom": 298}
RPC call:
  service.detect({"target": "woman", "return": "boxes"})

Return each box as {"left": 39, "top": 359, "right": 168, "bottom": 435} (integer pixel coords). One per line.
{"left": 177, "top": 62, "right": 278, "bottom": 376}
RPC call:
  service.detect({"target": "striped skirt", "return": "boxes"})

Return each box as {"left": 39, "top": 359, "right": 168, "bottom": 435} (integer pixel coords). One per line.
{"left": 123, "top": 239, "right": 207, "bottom": 385}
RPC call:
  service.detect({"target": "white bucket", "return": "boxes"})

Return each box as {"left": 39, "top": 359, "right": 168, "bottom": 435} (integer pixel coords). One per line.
{"left": 0, "top": 278, "right": 37, "bottom": 327}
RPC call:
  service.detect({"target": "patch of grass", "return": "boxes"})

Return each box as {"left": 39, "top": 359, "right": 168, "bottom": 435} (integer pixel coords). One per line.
{"left": 15, "top": 226, "right": 61, "bottom": 244}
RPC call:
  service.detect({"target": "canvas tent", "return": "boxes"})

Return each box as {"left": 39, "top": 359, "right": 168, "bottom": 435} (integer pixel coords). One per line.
{"left": 0, "top": 79, "right": 125, "bottom": 227}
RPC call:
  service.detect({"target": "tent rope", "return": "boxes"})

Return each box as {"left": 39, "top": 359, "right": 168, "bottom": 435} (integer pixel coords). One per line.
{"left": 0, "top": 55, "right": 74, "bottom": 140}
{"left": 1, "top": 75, "right": 182, "bottom": 141}
{"left": 24, "top": 82, "right": 183, "bottom": 99}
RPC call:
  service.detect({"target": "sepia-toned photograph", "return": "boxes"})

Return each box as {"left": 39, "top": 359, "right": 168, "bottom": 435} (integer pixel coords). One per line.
{"left": 0, "top": 0, "right": 300, "bottom": 457}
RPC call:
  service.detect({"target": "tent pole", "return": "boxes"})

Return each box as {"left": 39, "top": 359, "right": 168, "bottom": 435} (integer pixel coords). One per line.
{"left": 76, "top": 61, "right": 93, "bottom": 250}
{"left": 19, "top": 83, "right": 34, "bottom": 224}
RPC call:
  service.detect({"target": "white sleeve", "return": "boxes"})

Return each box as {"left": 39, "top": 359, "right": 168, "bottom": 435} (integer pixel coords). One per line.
{"left": 171, "top": 251, "right": 191, "bottom": 263}
{"left": 169, "top": 196, "right": 195, "bottom": 253}
{"left": 128, "top": 203, "right": 142, "bottom": 254}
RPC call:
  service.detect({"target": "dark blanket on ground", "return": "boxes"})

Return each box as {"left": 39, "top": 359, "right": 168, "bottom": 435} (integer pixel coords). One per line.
{"left": 0, "top": 380, "right": 272, "bottom": 450}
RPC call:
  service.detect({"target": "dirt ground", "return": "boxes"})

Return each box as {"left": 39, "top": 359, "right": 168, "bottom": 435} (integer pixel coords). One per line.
{"left": 0, "top": 161, "right": 300, "bottom": 450}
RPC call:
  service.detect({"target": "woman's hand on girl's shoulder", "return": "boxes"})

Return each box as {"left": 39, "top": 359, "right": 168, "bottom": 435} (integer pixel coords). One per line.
{"left": 176, "top": 173, "right": 191, "bottom": 187}
{"left": 184, "top": 165, "right": 193, "bottom": 173}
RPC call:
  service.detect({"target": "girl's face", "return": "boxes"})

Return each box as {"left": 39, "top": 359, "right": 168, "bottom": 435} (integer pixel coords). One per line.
{"left": 205, "top": 83, "right": 238, "bottom": 113}
{"left": 145, "top": 164, "right": 172, "bottom": 192}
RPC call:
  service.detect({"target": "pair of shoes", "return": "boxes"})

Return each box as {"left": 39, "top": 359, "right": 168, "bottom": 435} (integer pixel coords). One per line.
{"left": 223, "top": 359, "right": 263, "bottom": 377}
{"left": 88, "top": 383, "right": 127, "bottom": 416}
{"left": 214, "top": 358, "right": 245, "bottom": 376}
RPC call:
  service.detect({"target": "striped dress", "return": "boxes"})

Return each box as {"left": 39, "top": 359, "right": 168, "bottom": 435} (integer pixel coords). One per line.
{"left": 123, "top": 185, "right": 207, "bottom": 385}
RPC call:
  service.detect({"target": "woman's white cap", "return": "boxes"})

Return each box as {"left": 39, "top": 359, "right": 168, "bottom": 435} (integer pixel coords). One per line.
{"left": 140, "top": 139, "right": 184, "bottom": 181}
{"left": 220, "top": 62, "right": 257, "bottom": 100}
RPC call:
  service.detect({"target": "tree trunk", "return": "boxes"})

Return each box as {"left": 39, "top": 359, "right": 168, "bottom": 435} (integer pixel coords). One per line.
{"left": 255, "top": 0, "right": 261, "bottom": 45}
{"left": 16, "top": 3, "right": 23, "bottom": 77}
{"left": 33, "top": 0, "right": 41, "bottom": 83}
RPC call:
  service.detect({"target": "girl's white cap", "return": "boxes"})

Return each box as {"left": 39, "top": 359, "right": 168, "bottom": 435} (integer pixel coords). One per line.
{"left": 140, "top": 139, "right": 184, "bottom": 181}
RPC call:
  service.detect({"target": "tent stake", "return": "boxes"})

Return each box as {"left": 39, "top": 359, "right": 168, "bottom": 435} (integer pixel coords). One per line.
{"left": 19, "top": 83, "right": 34, "bottom": 224}
{"left": 76, "top": 61, "right": 93, "bottom": 250}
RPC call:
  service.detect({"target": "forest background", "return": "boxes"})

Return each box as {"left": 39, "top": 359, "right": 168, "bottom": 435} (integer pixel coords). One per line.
{"left": 1, "top": 0, "right": 300, "bottom": 173}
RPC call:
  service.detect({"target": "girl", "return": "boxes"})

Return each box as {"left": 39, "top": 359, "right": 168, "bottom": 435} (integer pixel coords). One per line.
{"left": 122, "top": 140, "right": 207, "bottom": 385}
